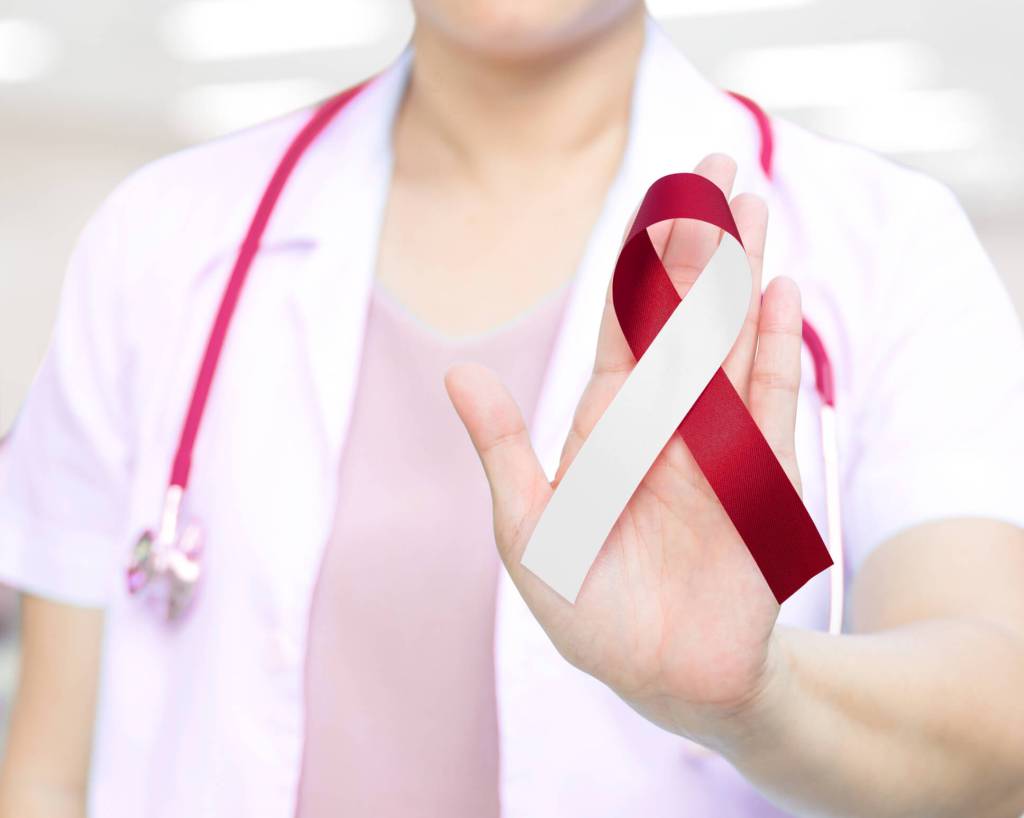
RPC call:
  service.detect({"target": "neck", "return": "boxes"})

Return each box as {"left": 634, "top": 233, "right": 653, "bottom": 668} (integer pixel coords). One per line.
{"left": 395, "top": 8, "right": 646, "bottom": 188}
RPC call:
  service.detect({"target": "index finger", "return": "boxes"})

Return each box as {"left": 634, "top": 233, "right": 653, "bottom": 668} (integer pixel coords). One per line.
{"left": 593, "top": 153, "right": 738, "bottom": 377}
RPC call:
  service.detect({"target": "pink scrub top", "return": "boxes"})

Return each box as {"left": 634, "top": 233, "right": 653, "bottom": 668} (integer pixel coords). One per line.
{"left": 296, "top": 280, "right": 572, "bottom": 816}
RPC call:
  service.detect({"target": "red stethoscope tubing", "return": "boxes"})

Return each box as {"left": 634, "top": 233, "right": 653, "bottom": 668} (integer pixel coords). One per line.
{"left": 153, "top": 83, "right": 845, "bottom": 632}
{"left": 168, "top": 82, "right": 368, "bottom": 489}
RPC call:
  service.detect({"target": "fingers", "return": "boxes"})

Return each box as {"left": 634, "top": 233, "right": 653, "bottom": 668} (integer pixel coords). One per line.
{"left": 721, "top": 192, "right": 768, "bottom": 402}
{"left": 748, "top": 276, "right": 803, "bottom": 490}
{"left": 444, "top": 363, "right": 551, "bottom": 560}
{"left": 554, "top": 371, "right": 623, "bottom": 485}
{"left": 652, "top": 153, "right": 737, "bottom": 299}
{"left": 574, "top": 153, "right": 757, "bottom": 482}
{"left": 593, "top": 154, "right": 739, "bottom": 380}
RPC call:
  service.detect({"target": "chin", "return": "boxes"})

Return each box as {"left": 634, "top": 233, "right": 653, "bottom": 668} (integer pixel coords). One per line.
{"left": 412, "top": 0, "right": 642, "bottom": 59}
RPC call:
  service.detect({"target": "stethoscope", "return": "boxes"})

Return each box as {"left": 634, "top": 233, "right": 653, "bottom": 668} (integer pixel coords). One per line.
{"left": 126, "top": 83, "right": 846, "bottom": 634}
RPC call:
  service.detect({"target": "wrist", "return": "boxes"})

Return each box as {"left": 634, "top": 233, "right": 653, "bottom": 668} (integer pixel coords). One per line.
{"left": 624, "top": 626, "right": 799, "bottom": 756}
{"left": 698, "top": 626, "right": 799, "bottom": 757}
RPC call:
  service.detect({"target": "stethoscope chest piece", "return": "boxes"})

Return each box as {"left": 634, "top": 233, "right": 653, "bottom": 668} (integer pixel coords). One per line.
{"left": 126, "top": 486, "right": 203, "bottom": 621}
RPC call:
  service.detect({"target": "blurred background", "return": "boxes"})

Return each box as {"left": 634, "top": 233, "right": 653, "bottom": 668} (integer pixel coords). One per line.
{"left": 0, "top": 0, "right": 1022, "bottom": 727}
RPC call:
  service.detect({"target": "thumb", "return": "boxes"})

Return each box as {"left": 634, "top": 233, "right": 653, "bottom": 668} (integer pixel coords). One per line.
{"left": 444, "top": 362, "right": 551, "bottom": 561}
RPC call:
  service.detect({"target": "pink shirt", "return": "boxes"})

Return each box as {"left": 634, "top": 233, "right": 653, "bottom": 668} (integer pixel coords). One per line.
{"left": 297, "top": 281, "right": 571, "bottom": 816}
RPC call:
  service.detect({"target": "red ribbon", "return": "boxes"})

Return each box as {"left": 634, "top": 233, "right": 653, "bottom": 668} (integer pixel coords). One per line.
{"left": 613, "top": 173, "right": 832, "bottom": 603}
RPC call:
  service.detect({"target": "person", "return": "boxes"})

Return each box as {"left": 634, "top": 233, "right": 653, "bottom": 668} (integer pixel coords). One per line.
{"left": 1, "top": 1, "right": 1023, "bottom": 816}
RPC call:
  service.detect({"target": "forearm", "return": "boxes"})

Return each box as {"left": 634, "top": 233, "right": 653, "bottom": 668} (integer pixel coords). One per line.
{"left": 720, "top": 620, "right": 1024, "bottom": 818}
{"left": 0, "top": 595, "right": 101, "bottom": 818}
{"left": 0, "top": 778, "right": 87, "bottom": 818}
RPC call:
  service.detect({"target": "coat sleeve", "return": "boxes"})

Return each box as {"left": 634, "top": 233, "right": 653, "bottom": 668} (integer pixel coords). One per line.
{"left": 0, "top": 186, "right": 137, "bottom": 607}
{"left": 840, "top": 176, "right": 1024, "bottom": 573}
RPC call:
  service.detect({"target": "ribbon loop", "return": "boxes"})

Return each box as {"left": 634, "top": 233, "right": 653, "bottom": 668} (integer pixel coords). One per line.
{"left": 522, "top": 173, "right": 832, "bottom": 604}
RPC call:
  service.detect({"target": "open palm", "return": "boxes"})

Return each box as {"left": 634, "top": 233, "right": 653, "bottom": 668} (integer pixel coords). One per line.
{"left": 446, "top": 154, "right": 805, "bottom": 742}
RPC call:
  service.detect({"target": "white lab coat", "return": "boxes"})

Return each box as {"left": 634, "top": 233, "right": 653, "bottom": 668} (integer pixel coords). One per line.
{"left": 2, "top": 17, "right": 1022, "bottom": 818}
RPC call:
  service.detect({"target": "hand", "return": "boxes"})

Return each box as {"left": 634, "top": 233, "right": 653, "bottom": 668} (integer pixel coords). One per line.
{"left": 446, "top": 154, "right": 803, "bottom": 747}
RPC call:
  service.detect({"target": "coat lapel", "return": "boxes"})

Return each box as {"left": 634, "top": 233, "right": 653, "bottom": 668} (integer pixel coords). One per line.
{"left": 282, "top": 53, "right": 409, "bottom": 460}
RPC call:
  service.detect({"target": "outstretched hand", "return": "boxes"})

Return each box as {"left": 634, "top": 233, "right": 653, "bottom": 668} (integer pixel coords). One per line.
{"left": 446, "top": 153, "right": 804, "bottom": 745}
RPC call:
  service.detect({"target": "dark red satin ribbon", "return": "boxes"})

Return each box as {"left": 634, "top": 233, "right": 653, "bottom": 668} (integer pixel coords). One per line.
{"left": 613, "top": 173, "right": 832, "bottom": 603}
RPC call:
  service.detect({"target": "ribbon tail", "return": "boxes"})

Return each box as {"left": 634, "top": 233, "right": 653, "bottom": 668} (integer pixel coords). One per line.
{"left": 679, "top": 368, "right": 833, "bottom": 603}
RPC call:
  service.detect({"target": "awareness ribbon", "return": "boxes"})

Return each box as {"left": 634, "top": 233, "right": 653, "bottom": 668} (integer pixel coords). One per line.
{"left": 521, "top": 173, "right": 833, "bottom": 604}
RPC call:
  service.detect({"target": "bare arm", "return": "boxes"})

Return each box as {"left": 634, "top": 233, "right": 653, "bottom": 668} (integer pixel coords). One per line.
{"left": 0, "top": 595, "right": 103, "bottom": 818}
{"left": 722, "top": 518, "right": 1024, "bottom": 817}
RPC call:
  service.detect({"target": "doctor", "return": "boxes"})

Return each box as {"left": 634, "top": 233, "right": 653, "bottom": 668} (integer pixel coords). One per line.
{"left": 2, "top": 1, "right": 1023, "bottom": 817}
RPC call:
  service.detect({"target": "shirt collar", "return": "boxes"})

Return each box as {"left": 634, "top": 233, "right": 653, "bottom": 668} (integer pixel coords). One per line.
{"left": 624, "top": 16, "right": 770, "bottom": 203}
{"left": 259, "top": 47, "right": 411, "bottom": 249}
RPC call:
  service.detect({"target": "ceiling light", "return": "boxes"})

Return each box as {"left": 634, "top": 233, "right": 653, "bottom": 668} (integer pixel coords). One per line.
{"left": 905, "top": 147, "right": 1024, "bottom": 196}
{"left": 808, "top": 89, "right": 992, "bottom": 154}
{"left": 0, "top": 19, "right": 58, "bottom": 82}
{"left": 648, "top": 0, "right": 816, "bottom": 17}
{"left": 171, "top": 79, "right": 335, "bottom": 142}
{"left": 716, "top": 40, "right": 936, "bottom": 108}
{"left": 161, "top": 1, "right": 407, "bottom": 61}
